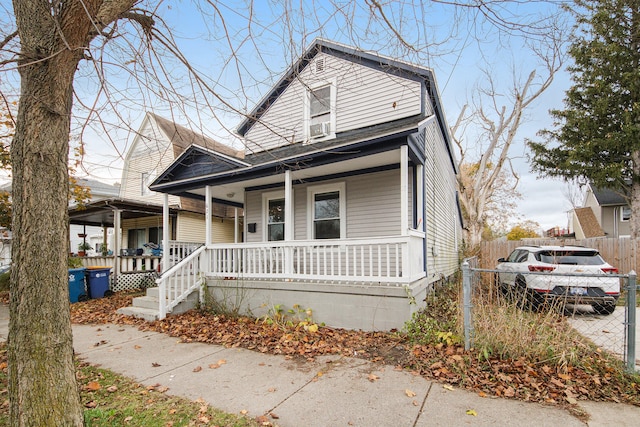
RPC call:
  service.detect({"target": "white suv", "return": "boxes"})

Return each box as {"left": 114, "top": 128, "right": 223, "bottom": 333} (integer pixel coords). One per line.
{"left": 495, "top": 245, "right": 620, "bottom": 315}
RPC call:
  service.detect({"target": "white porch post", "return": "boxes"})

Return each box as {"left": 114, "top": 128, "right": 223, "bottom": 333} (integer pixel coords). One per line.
{"left": 234, "top": 208, "right": 239, "bottom": 243}
{"left": 284, "top": 170, "right": 293, "bottom": 275}
{"left": 400, "top": 146, "right": 410, "bottom": 279}
{"left": 416, "top": 164, "right": 424, "bottom": 232}
{"left": 205, "top": 185, "right": 212, "bottom": 246}
{"left": 400, "top": 145, "right": 409, "bottom": 235}
{"left": 160, "top": 194, "right": 169, "bottom": 318}
{"left": 113, "top": 208, "right": 121, "bottom": 282}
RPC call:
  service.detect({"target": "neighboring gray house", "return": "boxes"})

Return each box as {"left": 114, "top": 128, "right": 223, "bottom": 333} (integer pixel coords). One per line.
{"left": 121, "top": 39, "right": 463, "bottom": 331}
{"left": 68, "top": 113, "right": 242, "bottom": 289}
{"left": 574, "top": 184, "right": 630, "bottom": 238}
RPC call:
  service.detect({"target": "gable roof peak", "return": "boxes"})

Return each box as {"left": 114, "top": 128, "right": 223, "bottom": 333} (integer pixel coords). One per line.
{"left": 236, "top": 38, "right": 436, "bottom": 137}
{"left": 144, "top": 112, "right": 244, "bottom": 160}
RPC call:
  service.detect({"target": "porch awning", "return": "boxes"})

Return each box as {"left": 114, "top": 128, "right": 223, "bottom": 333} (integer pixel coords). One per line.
{"left": 68, "top": 198, "right": 178, "bottom": 227}
{"left": 149, "top": 115, "right": 426, "bottom": 203}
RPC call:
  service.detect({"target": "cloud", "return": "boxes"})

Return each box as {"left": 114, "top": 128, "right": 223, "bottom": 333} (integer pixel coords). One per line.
{"left": 515, "top": 174, "right": 572, "bottom": 231}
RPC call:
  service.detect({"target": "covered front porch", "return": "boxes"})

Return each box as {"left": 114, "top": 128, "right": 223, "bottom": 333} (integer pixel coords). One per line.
{"left": 151, "top": 232, "right": 428, "bottom": 330}
{"left": 143, "top": 136, "right": 432, "bottom": 330}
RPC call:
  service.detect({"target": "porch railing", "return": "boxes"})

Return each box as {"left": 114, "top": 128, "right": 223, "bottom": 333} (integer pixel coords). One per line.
{"left": 205, "top": 232, "right": 425, "bottom": 284}
{"left": 157, "top": 245, "right": 206, "bottom": 319}
{"left": 80, "top": 255, "right": 161, "bottom": 273}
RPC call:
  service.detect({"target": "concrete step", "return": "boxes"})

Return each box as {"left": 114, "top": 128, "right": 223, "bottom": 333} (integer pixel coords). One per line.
{"left": 131, "top": 295, "right": 160, "bottom": 310}
{"left": 118, "top": 286, "right": 199, "bottom": 321}
{"left": 116, "top": 306, "right": 159, "bottom": 322}
{"left": 146, "top": 287, "right": 161, "bottom": 299}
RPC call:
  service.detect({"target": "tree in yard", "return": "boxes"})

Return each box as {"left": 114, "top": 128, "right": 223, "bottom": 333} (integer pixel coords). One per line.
{"left": 0, "top": 104, "right": 91, "bottom": 229}
{"left": 0, "top": 0, "right": 572, "bottom": 423}
{"left": 5, "top": 1, "right": 147, "bottom": 423}
{"left": 506, "top": 220, "right": 541, "bottom": 240}
{"left": 452, "top": 39, "right": 564, "bottom": 248}
{"left": 529, "top": 0, "right": 640, "bottom": 237}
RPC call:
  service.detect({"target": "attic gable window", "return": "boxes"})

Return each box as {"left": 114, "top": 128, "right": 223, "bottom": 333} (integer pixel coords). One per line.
{"left": 307, "top": 83, "right": 335, "bottom": 140}
{"left": 141, "top": 172, "right": 152, "bottom": 196}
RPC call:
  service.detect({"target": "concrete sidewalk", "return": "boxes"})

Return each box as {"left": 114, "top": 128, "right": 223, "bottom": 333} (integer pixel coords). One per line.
{"left": 1, "top": 306, "right": 639, "bottom": 426}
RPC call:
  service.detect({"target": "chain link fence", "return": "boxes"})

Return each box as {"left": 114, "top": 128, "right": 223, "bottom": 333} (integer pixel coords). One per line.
{"left": 462, "top": 257, "right": 639, "bottom": 373}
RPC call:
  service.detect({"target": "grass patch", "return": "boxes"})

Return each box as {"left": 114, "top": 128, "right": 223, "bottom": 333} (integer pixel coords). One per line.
{"left": 404, "top": 281, "right": 462, "bottom": 346}
{"left": 404, "top": 277, "right": 639, "bottom": 374}
{"left": 0, "top": 344, "right": 262, "bottom": 427}
{"left": 472, "top": 302, "right": 596, "bottom": 365}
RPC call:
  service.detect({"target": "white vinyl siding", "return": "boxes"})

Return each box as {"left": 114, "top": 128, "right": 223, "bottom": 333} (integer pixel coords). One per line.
{"left": 177, "top": 212, "right": 236, "bottom": 244}
{"left": 245, "top": 169, "right": 407, "bottom": 242}
{"left": 423, "top": 122, "right": 460, "bottom": 282}
{"left": 244, "top": 53, "right": 422, "bottom": 153}
{"left": 244, "top": 191, "right": 263, "bottom": 243}
{"left": 120, "top": 116, "right": 181, "bottom": 206}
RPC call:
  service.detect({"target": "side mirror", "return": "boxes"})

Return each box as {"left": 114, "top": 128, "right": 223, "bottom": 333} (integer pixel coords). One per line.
{"left": 497, "top": 257, "right": 506, "bottom": 263}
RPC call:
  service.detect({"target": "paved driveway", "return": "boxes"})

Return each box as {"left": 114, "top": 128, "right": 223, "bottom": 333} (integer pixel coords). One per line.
{"left": 568, "top": 306, "right": 640, "bottom": 370}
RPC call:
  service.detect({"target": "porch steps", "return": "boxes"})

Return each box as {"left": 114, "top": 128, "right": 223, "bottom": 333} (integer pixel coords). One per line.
{"left": 116, "top": 286, "right": 199, "bottom": 322}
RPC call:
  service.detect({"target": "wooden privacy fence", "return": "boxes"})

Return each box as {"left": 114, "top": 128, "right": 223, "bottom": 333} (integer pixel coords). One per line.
{"left": 480, "top": 238, "right": 640, "bottom": 274}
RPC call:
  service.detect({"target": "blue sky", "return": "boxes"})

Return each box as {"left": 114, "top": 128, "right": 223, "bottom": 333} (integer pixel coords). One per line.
{"left": 1, "top": 0, "right": 576, "bottom": 231}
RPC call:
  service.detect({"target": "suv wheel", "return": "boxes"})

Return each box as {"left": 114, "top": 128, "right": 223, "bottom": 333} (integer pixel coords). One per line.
{"left": 591, "top": 302, "right": 616, "bottom": 316}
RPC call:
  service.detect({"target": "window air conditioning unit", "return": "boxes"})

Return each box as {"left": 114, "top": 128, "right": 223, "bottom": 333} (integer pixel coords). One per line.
{"left": 309, "top": 122, "right": 330, "bottom": 138}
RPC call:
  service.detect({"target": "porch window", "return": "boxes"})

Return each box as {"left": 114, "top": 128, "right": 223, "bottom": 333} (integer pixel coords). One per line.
{"left": 267, "top": 198, "right": 285, "bottom": 241}
{"left": 308, "top": 183, "right": 345, "bottom": 239}
{"left": 127, "top": 226, "right": 162, "bottom": 248}
{"left": 314, "top": 192, "right": 340, "bottom": 239}
{"left": 128, "top": 228, "right": 146, "bottom": 249}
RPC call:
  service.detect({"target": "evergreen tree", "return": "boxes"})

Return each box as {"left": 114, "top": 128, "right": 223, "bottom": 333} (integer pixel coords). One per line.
{"left": 528, "top": 0, "right": 640, "bottom": 236}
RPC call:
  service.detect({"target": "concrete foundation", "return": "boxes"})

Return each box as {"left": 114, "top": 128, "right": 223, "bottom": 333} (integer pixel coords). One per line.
{"left": 204, "top": 276, "right": 431, "bottom": 331}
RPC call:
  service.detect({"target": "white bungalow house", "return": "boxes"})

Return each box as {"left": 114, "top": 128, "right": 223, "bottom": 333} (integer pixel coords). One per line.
{"left": 124, "top": 39, "right": 463, "bottom": 330}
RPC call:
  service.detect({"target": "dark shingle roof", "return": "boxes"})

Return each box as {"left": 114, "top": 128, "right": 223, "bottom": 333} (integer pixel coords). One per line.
{"left": 150, "top": 113, "right": 244, "bottom": 159}
{"left": 591, "top": 186, "right": 626, "bottom": 206}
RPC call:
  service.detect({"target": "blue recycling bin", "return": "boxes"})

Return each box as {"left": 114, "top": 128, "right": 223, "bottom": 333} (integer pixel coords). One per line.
{"left": 68, "top": 268, "right": 87, "bottom": 303}
{"left": 86, "top": 267, "right": 111, "bottom": 299}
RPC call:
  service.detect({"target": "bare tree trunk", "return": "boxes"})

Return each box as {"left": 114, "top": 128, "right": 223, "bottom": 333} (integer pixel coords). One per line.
{"left": 8, "top": 54, "right": 84, "bottom": 426}
{"left": 8, "top": 1, "right": 89, "bottom": 424}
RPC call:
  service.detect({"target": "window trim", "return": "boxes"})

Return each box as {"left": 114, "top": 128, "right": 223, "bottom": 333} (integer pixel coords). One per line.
{"left": 262, "top": 190, "right": 288, "bottom": 241}
{"left": 306, "top": 183, "right": 346, "bottom": 239}
{"left": 304, "top": 79, "right": 337, "bottom": 142}
{"left": 141, "top": 171, "right": 156, "bottom": 196}
{"left": 621, "top": 206, "right": 631, "bottom": 222}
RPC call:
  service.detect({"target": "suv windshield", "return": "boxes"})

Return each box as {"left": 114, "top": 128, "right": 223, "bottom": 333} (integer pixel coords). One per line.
{"left": 536, "top": 250, "right": 605, "bottom": 265}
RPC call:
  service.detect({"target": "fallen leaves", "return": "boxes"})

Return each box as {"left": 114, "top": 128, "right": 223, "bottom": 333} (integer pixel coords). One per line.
{"left": 209, "top": 359, "right": 226, "bottom": 369}
{"left": 405, "top": 389, "right": 416, "bottom": 397}
{"left": 85, "top": 381, "right": 101, "bottom": 391}
{"left": 67, "top": 290, "right": 640, "bottom": 410}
